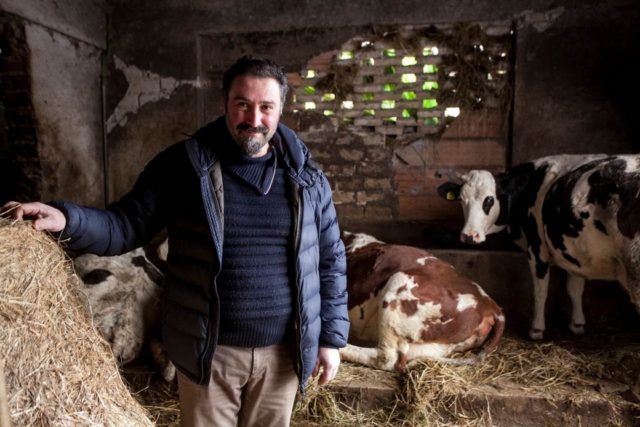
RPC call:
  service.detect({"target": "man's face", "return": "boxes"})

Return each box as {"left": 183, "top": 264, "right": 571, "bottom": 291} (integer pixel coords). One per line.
{"left": 225, "top": 76, "right": 282, "bottom": 157}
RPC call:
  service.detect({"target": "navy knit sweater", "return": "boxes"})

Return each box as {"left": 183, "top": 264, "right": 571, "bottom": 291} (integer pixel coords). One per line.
{"left": 216, "top": 140, "right": 294, "bottom": 348}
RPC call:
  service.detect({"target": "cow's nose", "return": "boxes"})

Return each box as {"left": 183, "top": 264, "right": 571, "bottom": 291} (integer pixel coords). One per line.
{"left": 461, "top": 233, "right": 476, "bottom": 244}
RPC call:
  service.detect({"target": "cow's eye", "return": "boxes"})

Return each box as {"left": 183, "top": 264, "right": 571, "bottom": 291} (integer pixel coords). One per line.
{"left": 482, "top": 196, "right": 495, "bottom": 215}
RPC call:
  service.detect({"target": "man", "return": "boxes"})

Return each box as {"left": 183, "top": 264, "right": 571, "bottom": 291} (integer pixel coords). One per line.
{"left": 2, "top": 56, "right": 349, "bottom": 427}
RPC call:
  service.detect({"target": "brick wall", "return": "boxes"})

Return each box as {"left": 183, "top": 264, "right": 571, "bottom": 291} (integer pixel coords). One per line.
{"left": 285, "top": 22, "right": 512, "bottom": 227}
{"left": 395, "top": 109, "right": 508, "bottom": 222}
{"left": 0, "top": 14, "right": 42, "bottom": 204}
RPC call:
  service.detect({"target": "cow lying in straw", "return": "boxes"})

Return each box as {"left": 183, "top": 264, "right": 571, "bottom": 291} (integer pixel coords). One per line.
{"left": 340, "top": 232, "right": 505, "bottom": 371}
{"left": 73, "top": 243, "right": 175, "bottom": 382}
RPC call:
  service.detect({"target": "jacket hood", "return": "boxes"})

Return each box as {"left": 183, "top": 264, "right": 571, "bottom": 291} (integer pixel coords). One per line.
{"left": 273, "top": 122, "right": 310, "bottom": 176}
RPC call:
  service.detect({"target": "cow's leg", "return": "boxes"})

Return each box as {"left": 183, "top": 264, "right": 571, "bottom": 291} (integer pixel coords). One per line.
{"left": 619, "top": 274, "right": 640, "bottom": 316}
{"left": 342, "top": 305, "right": 402, "bottom": 370}
{"left": 528, "top": 258, "right": 550, "bottom": 340}
{"left": 566, "top": 274, "right": 586, "bottom": 335}
{"left": 110, "top": 293, "right": 145, "bottom": 364}
{"left": 618, "top": 241, "right": 640, "bottom": 315}
{"left": 149, "top": 338, "right": 176, "bottom": 382}
{"left": 340, "top": 344, "right": 398, "bottom": 371}
{"left": 623, "top": 267, "right": 640, "bottom": 315}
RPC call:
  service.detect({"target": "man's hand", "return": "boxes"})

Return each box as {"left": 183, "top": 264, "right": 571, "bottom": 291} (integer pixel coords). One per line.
{"left": 312, "top": 347, "right": 341, "bottom": 386}
{"left": 1, "top": 201, "right": 66, "bottom": 232}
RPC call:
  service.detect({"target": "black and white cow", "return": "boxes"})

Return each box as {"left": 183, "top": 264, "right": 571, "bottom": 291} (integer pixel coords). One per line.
{"left": 438, "top": 154, "right": 640, "bottom": 340}
{"left": 73, "top": 243, "right": 175, "bottom": 381}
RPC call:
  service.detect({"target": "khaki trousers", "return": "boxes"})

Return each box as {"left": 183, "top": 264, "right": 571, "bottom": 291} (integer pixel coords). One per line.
{"left": 177, "top": 343, "right": 299, "bottom": 427}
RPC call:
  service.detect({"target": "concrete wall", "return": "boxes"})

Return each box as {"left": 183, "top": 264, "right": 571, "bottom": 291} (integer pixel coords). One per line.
{"left": 0, "top": 16, "right": 41, "bottom": 204}
{"left": 0, "top": 0, "right": 105, "bottom": 48}
{"left": 0, "top": 0, "right": 106, "bottom": 206}
{"left": 512, "top": 2, "right": 640, "bottom": 163}
{"left": 27, "top": 24, "right": 104, "bottom": 204}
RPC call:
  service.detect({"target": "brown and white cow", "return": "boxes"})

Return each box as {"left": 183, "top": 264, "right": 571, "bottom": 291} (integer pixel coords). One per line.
{"left": 73, "top": 244, "right": 175, "bottom": 381}
{"left": 438, "top": 154, "right": 640, "bottom": 340}
{"left": 340, "top": 232, "right": 505, "bottom": 371}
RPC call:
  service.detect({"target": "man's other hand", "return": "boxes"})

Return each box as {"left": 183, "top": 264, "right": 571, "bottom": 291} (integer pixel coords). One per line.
{"left": 312, "top": 347, "right": 341, "bottom": 386}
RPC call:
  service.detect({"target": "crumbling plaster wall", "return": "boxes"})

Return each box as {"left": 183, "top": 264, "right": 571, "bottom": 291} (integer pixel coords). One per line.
{"left": 106, "top": 0, "right": 639, "bottom": 238}
{"left": 0, "top": 0, "right": 106, "bottom": 206}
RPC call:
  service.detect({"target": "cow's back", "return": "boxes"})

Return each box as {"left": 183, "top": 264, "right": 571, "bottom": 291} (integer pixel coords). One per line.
{"left": 346, "top": 243, "right": 433, "bottom": 309}
{"left": 529, "top": 154, "right": 611, "bottom": 220}
{"left": 347, "top": 242, "right": 502, "bottom": 332}
{"left": 539, "top": 155, "right": 640, "bottom": 279}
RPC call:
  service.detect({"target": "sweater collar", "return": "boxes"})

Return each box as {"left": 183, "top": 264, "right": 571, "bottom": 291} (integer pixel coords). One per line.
{"left": 223, "top": 149, "right": 278, "bottom": 196}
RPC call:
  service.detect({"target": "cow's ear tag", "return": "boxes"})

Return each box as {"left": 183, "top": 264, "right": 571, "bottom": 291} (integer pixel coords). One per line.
{"left": 446, "top": 191, "right": 456, "bottom": 201}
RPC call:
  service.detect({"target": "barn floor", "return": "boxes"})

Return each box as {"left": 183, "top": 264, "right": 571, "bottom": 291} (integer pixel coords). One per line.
{"left": 122, "top": 332, "right": 640, "bottom": 426}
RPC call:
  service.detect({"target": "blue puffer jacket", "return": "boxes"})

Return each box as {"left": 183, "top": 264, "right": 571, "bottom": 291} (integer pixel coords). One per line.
{"left": 51, "top": 117, "right": 349, "bottom": 388}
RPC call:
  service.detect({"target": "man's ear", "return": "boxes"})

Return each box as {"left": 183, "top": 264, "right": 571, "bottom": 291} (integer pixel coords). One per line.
{"left": 437, "top": 182, "right": 462, "bottom": 201}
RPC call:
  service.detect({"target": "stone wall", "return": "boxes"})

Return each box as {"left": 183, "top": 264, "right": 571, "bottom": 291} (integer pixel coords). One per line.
{"left": 0, "top": 0, "right": 106, "bottom": 206}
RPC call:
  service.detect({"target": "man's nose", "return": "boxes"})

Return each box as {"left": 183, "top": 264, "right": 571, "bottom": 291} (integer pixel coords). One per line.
{"left": 245, "top": 107, "right": 262, "bottom": 127}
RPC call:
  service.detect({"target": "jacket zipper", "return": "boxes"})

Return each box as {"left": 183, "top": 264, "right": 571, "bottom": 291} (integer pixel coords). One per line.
{"left": 199, "top": 166, "right": 224, "bottom": 384}
{"left": 291, "top": 180, "right": 304, "bottom": 393}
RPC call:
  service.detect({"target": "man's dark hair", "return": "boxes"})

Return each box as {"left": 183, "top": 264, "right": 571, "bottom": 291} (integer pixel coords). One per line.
{"left": 222, "top": 56, "right": 289, "bottom": 106}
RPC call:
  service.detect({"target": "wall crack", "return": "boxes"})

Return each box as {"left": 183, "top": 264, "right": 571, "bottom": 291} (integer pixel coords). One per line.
{"left": 106, "top": 56, "right": 201, "bottom": 133}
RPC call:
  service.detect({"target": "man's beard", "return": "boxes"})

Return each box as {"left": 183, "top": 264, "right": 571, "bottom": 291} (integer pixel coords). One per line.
{"left": 239, "top": 135, "right": 267, "bottom": 156}
{"left": 236, "top": 124, "right": 269, "bottom": 156}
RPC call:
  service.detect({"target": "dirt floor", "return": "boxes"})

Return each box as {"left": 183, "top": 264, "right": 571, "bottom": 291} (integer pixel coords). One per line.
{"left": 122, "top": 331, "right": 640, "bottom": 426}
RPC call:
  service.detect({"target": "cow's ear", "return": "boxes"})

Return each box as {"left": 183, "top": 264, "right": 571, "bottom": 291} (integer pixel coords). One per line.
{"left": 437, "top": 182, "right": 462, "bottom": 201}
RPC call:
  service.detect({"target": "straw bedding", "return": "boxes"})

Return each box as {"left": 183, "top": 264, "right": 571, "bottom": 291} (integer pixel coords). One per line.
{"left": 0, "top": 218, "right": 152, "bottom": 426}
{"left": 126, "top": 330, "right": 640, "bottom": 426}
{"left": 4, "top": 217, "right": 637, "bottom": 426}
{"left": 292, "top": 336, "right": 640, "bottom": 426}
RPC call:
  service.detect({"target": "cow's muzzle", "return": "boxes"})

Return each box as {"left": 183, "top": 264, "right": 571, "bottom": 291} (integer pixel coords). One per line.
{"left": 461, "top": 232, "right": 483, "bottom": 244}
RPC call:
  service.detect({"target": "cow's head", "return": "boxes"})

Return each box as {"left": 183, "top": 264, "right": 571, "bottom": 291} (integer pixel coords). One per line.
{"left": 438, "top": 170, "right": 507, "bottom": 244}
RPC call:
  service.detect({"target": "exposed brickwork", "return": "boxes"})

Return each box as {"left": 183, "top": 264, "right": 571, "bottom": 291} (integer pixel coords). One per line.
{"left": 433, "top": 139, "right": 505, "bottom": 168}
{"left": 286, "top": 23, "right": 511, "bottom": 141}
{"left": 285, "top": 22, "right": 512, "bottom": 227}
{"left": 291, "top": 111, "right": 396, "bottom": 223}
{"left": 0, "top": 14, "right": 42, "bottom": 204}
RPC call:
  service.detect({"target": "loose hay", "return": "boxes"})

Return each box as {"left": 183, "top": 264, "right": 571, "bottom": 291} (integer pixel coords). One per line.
{"left": 121, "top": 364, "right": 180, "bottom": 426}
{"left": 0, "top": 218, "right": 153, "bottom": 426}
{"left": 293, "top": 337, "right": 640, "bottom": 426}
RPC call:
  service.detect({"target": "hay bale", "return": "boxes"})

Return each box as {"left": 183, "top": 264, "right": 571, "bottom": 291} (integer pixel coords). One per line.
{"left": 0, "top": 218, "right": 153, "bottom": 426}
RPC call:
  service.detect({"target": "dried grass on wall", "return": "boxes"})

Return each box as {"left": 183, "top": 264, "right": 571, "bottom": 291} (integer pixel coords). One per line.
{"left": 0, "top": 218, "right": 152, "bottom": 426}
